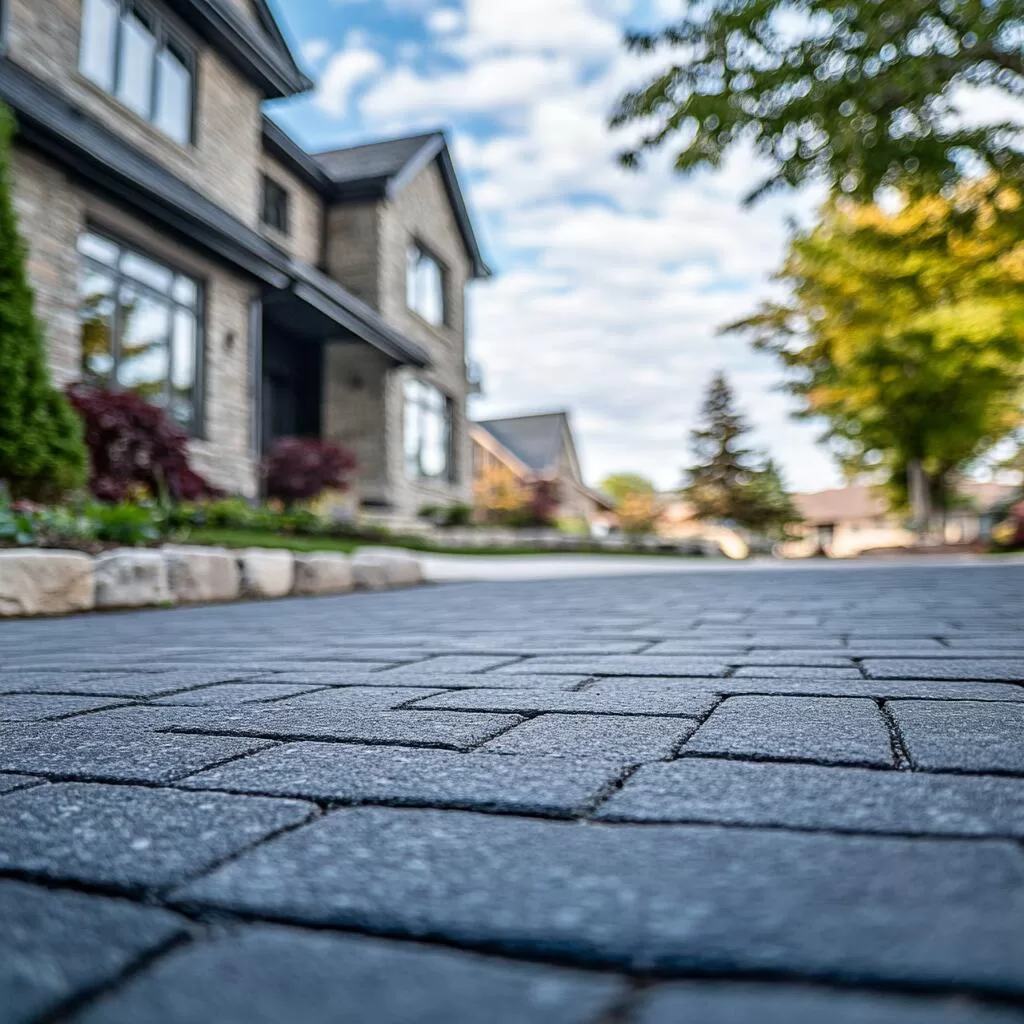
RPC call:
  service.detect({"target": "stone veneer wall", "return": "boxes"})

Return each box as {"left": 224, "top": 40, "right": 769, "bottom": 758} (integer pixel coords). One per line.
{"left": 322, "top": 162, "right": 474, "bottom": 516}
{"left": 378, "top": 161, "right": 473, "bottom": 515}
{"left": 6, "top": 0, "right": 263, "bottom": 227}
{"left": 258, "top": 154, "right": 325, "bottom": 268}
{"left": 11, "top": 148, "right": 260, "bottom": 497}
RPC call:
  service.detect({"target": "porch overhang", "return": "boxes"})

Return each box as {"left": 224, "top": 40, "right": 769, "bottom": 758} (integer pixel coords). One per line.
{"left": 266, "top": 263, "right": 430, "bottom": 367}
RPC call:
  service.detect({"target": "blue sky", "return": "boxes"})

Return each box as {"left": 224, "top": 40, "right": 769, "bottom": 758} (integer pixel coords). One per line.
{"left": 266, "top": 0, "right": 844, "bottom": 493}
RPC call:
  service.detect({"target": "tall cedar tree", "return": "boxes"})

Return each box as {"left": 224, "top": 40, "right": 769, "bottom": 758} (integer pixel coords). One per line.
{"left": 612, "top": 1, "right": 1024, "bottom": 203}
{"left": 0, "top": 104, "right": 87, "bottom": 499}
{"left": 685, "top": 372, "right": 796, "bottom": 534}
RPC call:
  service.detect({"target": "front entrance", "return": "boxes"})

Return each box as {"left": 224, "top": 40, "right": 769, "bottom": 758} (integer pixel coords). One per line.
{"left": 260, "top": 333, "right": 323, "bottom": 453}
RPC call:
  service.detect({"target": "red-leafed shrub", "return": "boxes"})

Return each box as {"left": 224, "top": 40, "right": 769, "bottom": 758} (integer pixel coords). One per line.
{"left": 529, "top": 479, "right": 561, "bottom": 527}
{"left": 263, "top": 438, "right": 357, "bottom": 505}
{"left": 66, "top": 385, "right": 219, "bottom": 502}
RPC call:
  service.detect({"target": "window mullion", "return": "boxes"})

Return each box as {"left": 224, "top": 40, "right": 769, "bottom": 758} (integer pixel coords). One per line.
{"left": 110, "top": 270, "right": 123, "bottom": 390}
{"left": 148, "top": 11, "right": 162, "bottom": 120}
{"left": 110, "top": 0, "right": 125, "bottom": 97}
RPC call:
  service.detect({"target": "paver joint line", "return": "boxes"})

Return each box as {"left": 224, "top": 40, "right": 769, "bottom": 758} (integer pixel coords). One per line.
{"left": 2, "top": 562, "right": 1024, "bottom": 1020}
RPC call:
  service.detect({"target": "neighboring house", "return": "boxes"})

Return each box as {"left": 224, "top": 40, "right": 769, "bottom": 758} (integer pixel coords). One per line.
{"left": 0, "top": 0, "right": 489, "bottom": 515}
{"left": 787, "top": 482, "right": 1016, "bottom": 557}
{"left": 471, "top": 412, "right": 614, "bottom": 527}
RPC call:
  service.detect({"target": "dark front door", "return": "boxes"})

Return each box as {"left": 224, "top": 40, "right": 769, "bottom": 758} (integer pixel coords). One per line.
{"left": 261, "top": 333, "right": 323, "bottom": 453}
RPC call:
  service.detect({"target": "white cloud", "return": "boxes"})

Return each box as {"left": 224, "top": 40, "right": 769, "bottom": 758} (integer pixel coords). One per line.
{"left": 314, "top": 36, "right": 385, "bottom": 118}
{"left": 426, "top": 8, "right": 463, "bottom": 35}
{"left": 300, "top": 38, "right": 330, "bottom": 67}
{"left": 324, "top": 0, "right": 843, "bottom": 491}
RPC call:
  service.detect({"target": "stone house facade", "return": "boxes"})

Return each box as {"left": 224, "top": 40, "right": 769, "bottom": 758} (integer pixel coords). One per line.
{"left": 0, "top": 0, "right": 489, "bottom": 513}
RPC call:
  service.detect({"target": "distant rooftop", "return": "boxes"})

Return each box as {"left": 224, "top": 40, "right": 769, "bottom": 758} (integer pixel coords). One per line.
{"left": 475, "top": 412, "right": 572, "bottom": 475}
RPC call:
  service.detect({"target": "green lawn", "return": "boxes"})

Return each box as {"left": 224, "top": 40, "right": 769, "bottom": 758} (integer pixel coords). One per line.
{"left": 175, "top": 527, "right": 700, "bottom": 559}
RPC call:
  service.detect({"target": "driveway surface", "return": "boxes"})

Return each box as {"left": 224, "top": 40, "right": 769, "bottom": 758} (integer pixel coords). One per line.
{"left": 1, "top": 562, "right": 1023, "bottom": 1022}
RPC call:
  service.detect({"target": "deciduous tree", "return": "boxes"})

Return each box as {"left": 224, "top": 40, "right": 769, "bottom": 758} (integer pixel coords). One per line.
{"left": 612, "top": 0, "right": 1024, "bottom": 202}
{"left": 727, "top": 181, "right": 1024, "bottom": 515}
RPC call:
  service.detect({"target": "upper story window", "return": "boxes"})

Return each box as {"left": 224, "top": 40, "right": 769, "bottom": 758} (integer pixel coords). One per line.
{"left": 404, "top": 379, "right": 454, "bottom": 484}
{"left": 77, "top": 231, "right": 204, "bottom": 434}
{"left": 260, "top": 175, "right": 290, "bottom": 235}
{"left": 79, "top": 0, "right": 195, "bottom": 146}
{"left": 406, "top": 243, "right": 446, "bottom": 327}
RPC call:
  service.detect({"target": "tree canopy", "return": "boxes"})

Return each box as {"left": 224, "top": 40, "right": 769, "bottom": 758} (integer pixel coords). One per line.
{"left": 684, "top": 371, "right": 798, "bottom": 533}
{"left": 600, "top": 473, "right": 656, "bottom": 505}
{"left": 726, "top": 180, "right": 1024, "bottom": 510}
{"left": 612, "top": 0, "right": 1024, "bottom": 202}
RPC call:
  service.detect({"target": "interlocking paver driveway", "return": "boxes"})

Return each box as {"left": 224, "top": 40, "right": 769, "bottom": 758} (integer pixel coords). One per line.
{"left": 1, "top": 562, "right": 1023, "bottom": 1022}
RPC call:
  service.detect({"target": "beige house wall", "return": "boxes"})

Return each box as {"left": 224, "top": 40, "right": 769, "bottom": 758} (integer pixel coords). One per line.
{"left": 7, "top": 0, "right": 264, "bottom": 226}
{"left": 12, "top": 146, "right": 260, "bottom": 497}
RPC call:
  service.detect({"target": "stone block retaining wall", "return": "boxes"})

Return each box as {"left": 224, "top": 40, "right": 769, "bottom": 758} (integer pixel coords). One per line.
{"left": 0, "top": 547, "right": 425, "bottom": 618}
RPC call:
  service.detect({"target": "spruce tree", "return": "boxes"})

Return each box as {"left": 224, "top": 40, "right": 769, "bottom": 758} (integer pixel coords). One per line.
{"left": 684, "top": 372, "right": 797, "bottom": 534}
{"left": 685, "top": 372, "right": 757, "bottom": 523}
{"left": 0, "top": 103, "right": 87, "bottom": 500}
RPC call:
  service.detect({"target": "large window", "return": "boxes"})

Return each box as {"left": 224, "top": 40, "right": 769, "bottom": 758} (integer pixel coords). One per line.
{"left": 77, "top": 231, "right": 203, "bottom": 433}
{"left": 404, "top": 379, "right": 454, "bottom": 483}
{"left": 79, "top": 0, "right": 194, "bottom": 145}
{"left": 260, "top": 175, "right": 290, "bottom": 235}
{"left": 406, "top": 243, "right": 446, "bottom": 327}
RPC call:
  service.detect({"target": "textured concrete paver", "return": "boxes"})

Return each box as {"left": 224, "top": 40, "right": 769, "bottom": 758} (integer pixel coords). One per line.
{"left": 631, "top": 983, "right": 1024, "bottom": 1024}
{"left": 596, "top": 758, "right": 1024, "bottom": 836}
{"left": 180, "top": 743, "right": 626, "bottom": 817}
{"left": 890, "top": 700, "right": 1024, "bottom": 773}
{"left": 409, "top": 688, "right": 718, "bottom": 717}
{"left": 863, "top": 658, "right": 1024, "bottom": 681}
{"left": 2, "top": 563, "right": 1023, "bottom": 1019}
{"left": 176, "top": 806, "right": 1024, "bottom": 990}
{"left": 0, "top": 782, "right": 314, "bottom": 888}
{"left": 0, "top": 880, "right": 185, "bottom": 1024}
{"left": 482, "top": 713, "right": 696, "bottom": 760}
{"left": 683, "top": 695, "right": 895, "bottom": 767}
{"left": 72, "top": 927, "right": 625, "bottom": 1024}
{"left": 0, "top": 721, "right": 278, "bottom": 783}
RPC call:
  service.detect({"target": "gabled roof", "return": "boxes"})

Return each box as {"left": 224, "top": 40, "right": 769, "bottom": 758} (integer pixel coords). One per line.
{"left": 314, "top": 131, "right": 491, "bottom": 279}
{"left": 163, "top": 0, "right": 311, "bottom": 98}
{"left": 475, "top": 413, "right": 574, "bottom": 475}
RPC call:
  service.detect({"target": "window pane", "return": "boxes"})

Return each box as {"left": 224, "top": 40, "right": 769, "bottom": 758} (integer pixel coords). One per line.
{"left": 79, "top": 0, "right": 119, "bottom": 91}
{"left": 78, "top": 232, "right": 119, "bottom": 266}
{"left": 406, "top": 247, "right": 419, "bottom": 311}
{"left": 120, "top": 250, "right": 174, "bottom": 293}
{"left": 117, "top": 286, "right": 171, "bottom": 406}
{"left": 116, "top": 10, "right": 156, "bottom": 118}
{"left": 170, "top": 309, "right": 197, "bottom": 428}
{"left": 421, "top": 400, "right": 445, "bottom": 478}
{"left": 421, "top": 256, "right": 444, "bottom": 326}
{"left": 404, "top": 379, "right": 421, "bottom": 479}
{"left": 172, "top": 275, "right": 198, "bottom": 308}
{"left": 155, "top": 45, "right": 192, "bottom": 144}
{"left": 78, "top": 266, "right": 117, "bottom": 387}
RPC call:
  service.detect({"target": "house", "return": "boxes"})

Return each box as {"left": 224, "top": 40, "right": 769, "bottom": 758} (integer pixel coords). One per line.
{"left": 0, "top": 0, "right": 489, "bottom": 516}
{"left": 471, "top": 412, "right": 614, "bottom": 528}
{"left": 786, "top": 482, "right": 1016, "bottom": 558}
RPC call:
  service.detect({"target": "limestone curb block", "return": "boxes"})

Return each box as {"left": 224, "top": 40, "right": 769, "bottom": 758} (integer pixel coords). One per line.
{"left": 94, "top": 549, "right": 172, "bottom": 609}
{"left": 352, "top": 550, "right": 423, "bottom": 590}
{"left": 162, "top": 546, "right": 241, "bottom": 604}
{"left": 0, "top": 550, "right": 95, "bottom": 617}
{"left": 292, "top": 554, "right": 355, "bottom": 596}
{"left": 238, "top": 549, "right": 295, "bottom": 599}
